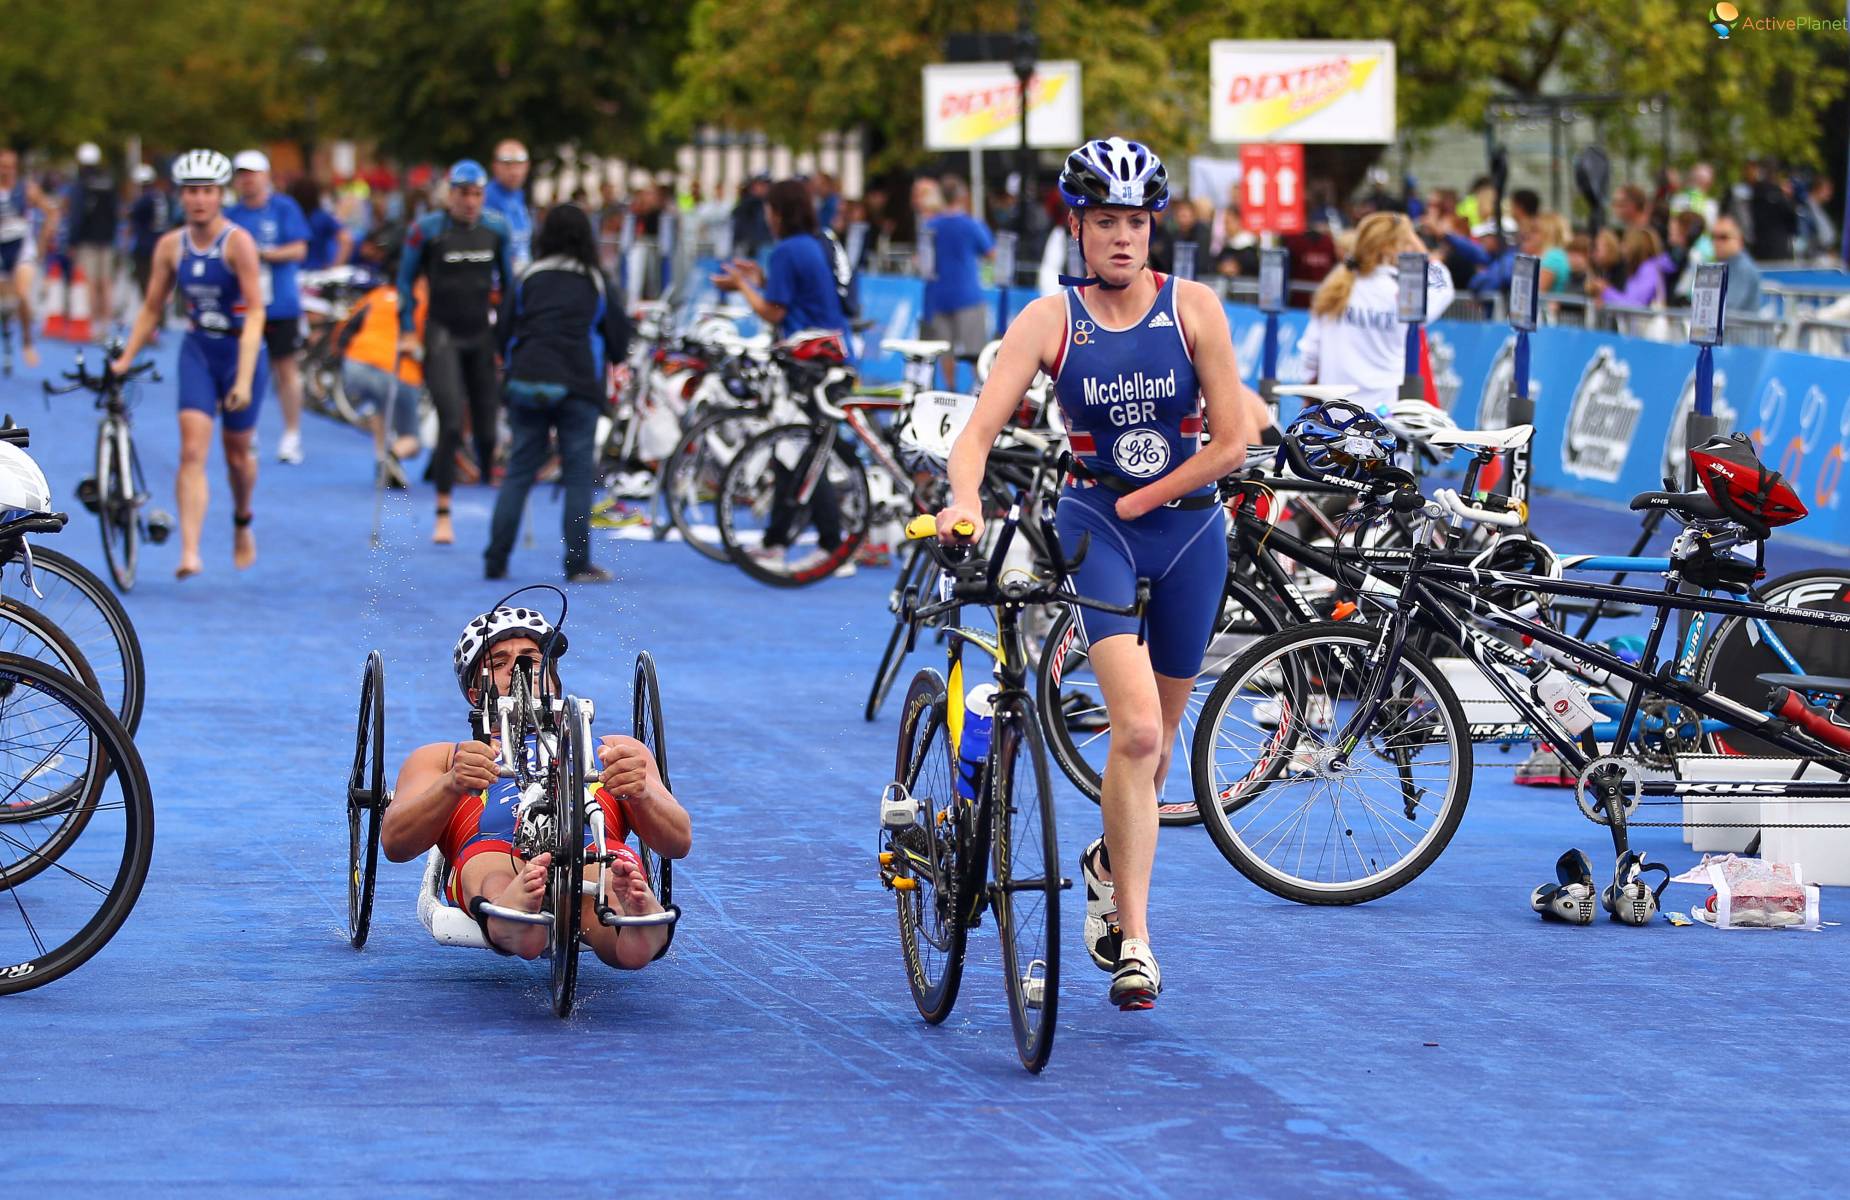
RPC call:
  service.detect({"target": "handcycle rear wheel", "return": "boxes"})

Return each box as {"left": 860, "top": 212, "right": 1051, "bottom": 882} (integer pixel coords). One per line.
{"left": 96, "top": 418, "right": 138, "bottom": 593}
{"left": 347, "top": 651, "right": 388, "bottom": 949}
{"left": 0, "top": 544, "right": 145, "bottom": 735}
{"left": 632, "top": 651, "right": 673, "bottom": 910}
{"left": 1190, "top": 623, "right": 1472, "bottom": 905}
{"left": 1037, "top": 571, "right": 1286, "bottom": 825}
{"left": 888, "top": 668, "right": 969, "bottom": 1024}
{"left": 549, "top": 700, "right": 588, "bottom": 1018}
{"left": 0, "top": 652, "right": 154, "bottom": 995}
{"left": 989, "top": 696, "right": 1061, "bottom": 1073}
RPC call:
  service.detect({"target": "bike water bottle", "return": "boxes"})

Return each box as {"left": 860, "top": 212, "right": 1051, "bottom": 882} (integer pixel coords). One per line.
{"left": 955, "top": 685, "right": 997, "bottom": 801}
{"left": 1529, "top": 663, "right": 1599, "bottom": 736}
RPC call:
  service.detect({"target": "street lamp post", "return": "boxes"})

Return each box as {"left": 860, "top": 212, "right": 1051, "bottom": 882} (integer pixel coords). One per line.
{"left": 1012, "top": 0, "right": 1037, "bottom": 284}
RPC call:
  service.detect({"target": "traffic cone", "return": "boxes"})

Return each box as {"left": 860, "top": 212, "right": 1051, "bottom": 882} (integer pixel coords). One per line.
{"left": 41, "top": 261, "right": 68, "bottom": 340}
{"left": 62, "top": 264, "right": 92, "bottom": 343}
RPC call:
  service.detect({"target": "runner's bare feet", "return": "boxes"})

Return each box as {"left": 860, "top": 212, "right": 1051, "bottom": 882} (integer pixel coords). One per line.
{"left": 486, "top": 852, "right": 550, "bottom": 958}
{"left": 233, "top": 517, "right": 256, "bottom": 569}
{"left": 433, "top": 509, "right": 454, "bottom": 545}
{"left": 175, "top": 557, "right": 203, "bottom": 580}
{"left": 22, "top": 344, "right": 39, "bottom": 368}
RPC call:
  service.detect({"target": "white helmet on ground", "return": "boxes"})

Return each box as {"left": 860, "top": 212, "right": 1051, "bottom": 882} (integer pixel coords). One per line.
{"left": 452, "top": 607, "right": 567, "bottom": 697}
{"left": 171, "top": 149, "right": 233, "bottom": 188}
{"left": 0, "top": 442, "right": 53, "bottom": 517}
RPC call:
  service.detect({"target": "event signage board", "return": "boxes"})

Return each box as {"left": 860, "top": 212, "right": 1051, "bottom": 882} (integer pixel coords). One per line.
{"left": 923, "top": 61, "right": 1083, "bottom": 151}
{"left": 1238, "top": 143, "right": 1305, "bottom": 234}
{"left": 1509, "top": 254, "right": 1540, "bottom": 332}
{"left": 1690, "top": 263, "right": 1730, "bottom": 346}
{"left": 1397, "top": 253, "right": 1430, "bottom": 323}
{"left": 1257, "top": 248, "right": 1288, "bottom": 313}
{"left": 1209, "top": 41, "right": 1396, "bottom": 144}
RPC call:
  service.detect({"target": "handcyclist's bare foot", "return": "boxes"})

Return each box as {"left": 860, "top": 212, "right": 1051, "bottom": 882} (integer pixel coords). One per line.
{"left": 175, "top": 557, "right": 203, "bottom": 580}
{"left": 433, "top": 512, "right": 455, "bottom": 545}
{"left": 22, "top": 344, "right": 39, "bottom": 368}
{"left": 602, "top": 853, "right": 669, "bottom": 967}
{"left": 486, "top": 853, "right": 550, "bottom": 958}
{"left": 233, "top": 524, "right": 257, "bottom": 569}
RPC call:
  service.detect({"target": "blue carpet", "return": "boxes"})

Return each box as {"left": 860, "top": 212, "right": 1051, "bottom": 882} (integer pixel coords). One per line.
{"left": 4, "top": 338, "right": 1847, "bottom": 1197}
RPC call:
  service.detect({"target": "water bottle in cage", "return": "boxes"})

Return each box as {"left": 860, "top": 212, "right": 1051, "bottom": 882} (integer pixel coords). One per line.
{"left": 955, "top": 685, "right": 997, "bottom": 801}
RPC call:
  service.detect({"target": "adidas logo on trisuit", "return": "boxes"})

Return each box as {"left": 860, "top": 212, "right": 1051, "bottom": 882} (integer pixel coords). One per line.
{"left": 1147, "top": 311, "right": 1174, "bottom": 329}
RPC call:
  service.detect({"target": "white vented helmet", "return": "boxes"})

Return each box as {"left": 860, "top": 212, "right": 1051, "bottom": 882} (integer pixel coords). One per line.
{"left": 1375, "top": 398, "right": 1458, "bottom": 444}
{"left": 452, "top": 606, "right": 568, "bottom": 697}
{"left": 171, "top": 149, "right": 233, "bottom": 188}
{"left": 0, "top": 442, "right": 53, "bottom": 516}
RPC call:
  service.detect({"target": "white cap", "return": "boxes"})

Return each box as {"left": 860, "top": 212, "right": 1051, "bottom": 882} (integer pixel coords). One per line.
{"left": 132, "top": 164, "right": 156, "bottom": 185}
{"left": 233, "top": 149, "right": 270, "bottom": 174}
{"left": 76, "top": 142, "right": 102, "bottom": 166}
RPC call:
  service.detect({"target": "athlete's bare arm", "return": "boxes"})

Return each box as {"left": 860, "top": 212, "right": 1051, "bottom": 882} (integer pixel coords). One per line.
{"left": 222, "top": 227, "right": 267, "bottom": 410}
{"left": 938, "top": 293, "right": 1065, "bottom": 540}
{"left": 382, "top": 740, "right": 496, "bottom": 861}
{"left": 597, "top": 735, "right": 692, "bottom": 859}
{"left": 111, "top": 231, "right": 181, "bottom": 374}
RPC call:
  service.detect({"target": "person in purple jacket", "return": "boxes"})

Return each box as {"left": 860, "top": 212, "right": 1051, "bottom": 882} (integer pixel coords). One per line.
{"left": 1592, "top": 227, "right": 1675, "bottom": 308}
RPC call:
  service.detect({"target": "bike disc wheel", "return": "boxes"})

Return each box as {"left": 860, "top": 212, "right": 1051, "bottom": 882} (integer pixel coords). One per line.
{"left": 550, "top": 703, "right": 587, "bottom": 1018}
{"left": 632, "top": 651, "right": 672, "bottom": 908}
{"left": 347, "top": 651, "right": 387, "bottom": 949}
{"left": 0, "top": 653, "right": 154, "bottom": 994}
{"left": 1191, "top": 623, "right": 1472, "bottom": 905}
{"left": 1038, "top": 572, "right": 1285, "bottom": 825}
{"left": 888, "top": 669, "right": 969, "bottom": 1024}
{"left": 96, "top": 419, "right": 137, "bottom": 592}
{"left": 990, "top": 699, "right": 1061, "bottom": 1073}
{"left": 0, "top": 545, "right": 143, "bottom": 735}
{"left": 717, "top": 423, "right": 870, "bottom": 588}
{"left": 1697, "top": 569, "right": 1850, "bottom": 756}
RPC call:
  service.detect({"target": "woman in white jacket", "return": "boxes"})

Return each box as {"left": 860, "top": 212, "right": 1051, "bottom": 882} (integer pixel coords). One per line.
{"left": 1298, "top": 213, "right": 1454, "bottom": 407}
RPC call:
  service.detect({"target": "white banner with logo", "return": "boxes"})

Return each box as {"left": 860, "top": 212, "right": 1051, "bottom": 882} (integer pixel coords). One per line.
{"left": 923, "top": 61, "right": 1083, "bottom": 151}
{"left": 1209, "top": 41, "right": 1396, "bottom": 144}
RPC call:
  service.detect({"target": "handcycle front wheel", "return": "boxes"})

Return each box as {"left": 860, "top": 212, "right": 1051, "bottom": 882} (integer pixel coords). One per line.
{"left": 989, "top": 696, "right": 1061, "bottom": 1074}
{"left": 1037, "top": 571, "right": 1287, "bottom": 826}
{"left": 347, "top": 651, "right": 388, "bottom": 949}
{"left": 887, "top": 668, "right": 969, "bottom": 1024}
{"left": 632, "top": 651, "right": 672, "bottom": 910}
{"left": 1190, "top": 622, "right": 1472, "bottom": 905}
{"left": 549, "top": 699, "right": 588, "bottom": 1018}
{"left": 96, "top": 417, "right": 138, "bottom": 593}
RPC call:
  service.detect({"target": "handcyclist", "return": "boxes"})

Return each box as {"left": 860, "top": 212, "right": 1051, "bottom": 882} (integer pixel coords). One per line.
{"left": 398, "top": 159, "right": 513, "bottom": 546}
{"left": 112, "top": 149, "right": 269, "bottom": 577}
{"left": 0, "top": 149, "right": 61, "bottom": 368}
{"left": 935, "top": 138, "right": 1256, "bottom": 1010}
{"left": 380, "top": 608, "right": 692, "bottom": 966}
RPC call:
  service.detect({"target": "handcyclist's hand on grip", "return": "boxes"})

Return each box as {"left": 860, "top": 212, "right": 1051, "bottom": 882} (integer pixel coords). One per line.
{"left": 448, "top": 740, "right": 499, "bottom": 794}
{"left": 597, "top": 735, "right": 653, "bottom": 800}
{"left": 932, "top": 506, "right": 981, "bottom": 544}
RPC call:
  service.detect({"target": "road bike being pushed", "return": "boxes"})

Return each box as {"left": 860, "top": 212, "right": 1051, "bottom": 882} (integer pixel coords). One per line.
{"left": 877, "top": 493, "right": 1145, "bottom": 1072}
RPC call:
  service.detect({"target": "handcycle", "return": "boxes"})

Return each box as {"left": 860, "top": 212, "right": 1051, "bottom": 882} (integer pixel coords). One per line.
{"left": 877, "top": 488, "right": 1145, "bottom": 1072}
{"left": 1188, "top": 432, "right": 1850, "bottom": 906}
{"left": 347, "top": 630, "right": 680, "bottom": 1019}
{"left": 41, "top": 350, "right": 173, "bottom": 592}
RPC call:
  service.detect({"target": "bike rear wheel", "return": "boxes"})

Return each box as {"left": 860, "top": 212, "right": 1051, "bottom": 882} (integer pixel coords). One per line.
{"left": 989, "top": 698, "right": 1061, "bottom": 1073}
{"left": 717, "top": 423, "right": 870, "bottom": 587}
{"left": 661, "top": 407, "right": 768, "bottom": 563}
{"left": 0, "top": 653, "right": 154, "bottom": 994}
{"left": 632, "top": 651, "right": 673, "bottom": 909}
{"left": 0, "top": 596, "right": 103, "bottom": 828}
{"left": 1697, "top": 568, "right": 1850, "bottom": 756}
{"left": 347, "top": 651, "right": 387, "bottom": 949}
{"left": 2, "top": 545, "right": 145, "bottom": 734}
{"left": 1191, "top": 623, "right": 1472, "bottom": 905}
{"left": 887, "top": 669, "right": 969, "bottom": 1024}
{"left": 1037, "top": 572, "right": 1286, "bottom": 825}
{"left": 96, "top": 418, "right": 138, "bottom": 592}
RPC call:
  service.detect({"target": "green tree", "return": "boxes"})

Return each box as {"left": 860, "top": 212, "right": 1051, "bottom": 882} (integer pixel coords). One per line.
{"left": 317, "top": 0, "right": 687, "bottom": 166}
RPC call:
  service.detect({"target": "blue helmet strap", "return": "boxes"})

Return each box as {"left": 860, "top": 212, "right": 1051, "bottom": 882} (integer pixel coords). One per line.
{"left": 1058, "top": 215, "right": 1133, "bottom": 290}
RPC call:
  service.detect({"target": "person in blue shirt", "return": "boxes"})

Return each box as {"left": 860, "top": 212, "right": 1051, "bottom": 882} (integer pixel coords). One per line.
{"left": 126, "top": 164, "right": 174, "bottom": 307}
{"left": 919, "top": 176, "right": 995, "bottom": 387}
{"left": 485, "top": 139, "right": 533, "bottom": 272}
{"left": 226, "top": 150, "right": 313, "bottom": 465}
{"left": 287, "top": 178, "right": 352, "bottom": 272}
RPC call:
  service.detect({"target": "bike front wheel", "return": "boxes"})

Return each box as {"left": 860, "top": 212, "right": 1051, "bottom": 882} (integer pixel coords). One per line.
{"left": 1191, "top": 623, "right": 1472, "bottom": 905}
{"left": 887, "top": 669, "right": 969, "bottom": 1024}
{"left": 96, "top": 418, "right": 138, "bottom": 592}
{"left": 990, "top": 697, "right": 1061, "bottom": 1073}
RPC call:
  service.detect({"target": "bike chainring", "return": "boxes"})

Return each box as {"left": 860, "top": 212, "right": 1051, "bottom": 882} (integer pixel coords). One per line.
{"left": 1574, "top": 755, "right": 1645, "bottom": 826}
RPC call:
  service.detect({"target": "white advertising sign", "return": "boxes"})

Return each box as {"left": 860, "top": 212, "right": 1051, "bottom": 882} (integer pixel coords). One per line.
{"left": 923, "top": 61, "right": 1083, "bottom": 151}
{"left": 1209, "top": 41, "right": 1396, "bottom": 145}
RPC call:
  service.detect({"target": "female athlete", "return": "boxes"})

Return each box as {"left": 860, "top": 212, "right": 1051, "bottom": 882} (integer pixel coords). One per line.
{"left": 936, "top": 138, "right": 1257, "bottom": 1010}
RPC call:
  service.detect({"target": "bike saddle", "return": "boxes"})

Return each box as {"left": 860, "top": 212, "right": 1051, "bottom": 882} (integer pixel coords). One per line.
{"left": 1627, "top": 489, "right": 1725, "bottom": 522}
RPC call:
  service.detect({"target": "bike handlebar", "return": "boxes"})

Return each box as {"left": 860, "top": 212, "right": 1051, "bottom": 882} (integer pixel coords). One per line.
{"left": 1433, "top": 487, "right": 1522, "bottom": 528}
{"left": 42, "top": 356, "right": 160, "bottom": 399}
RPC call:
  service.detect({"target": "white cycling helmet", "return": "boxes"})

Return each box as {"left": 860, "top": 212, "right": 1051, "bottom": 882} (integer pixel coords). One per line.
{"left": 171, "top": 149, "right": 233, "bottom": 188}
{"left": 452, "top": 607, "right": 567, "bottom": 698}
{"left": 0, "top": 442, "right": 53, "bottom": 517}
{"left": 1375, "top": 398, "right": 1458, "bottom": 444}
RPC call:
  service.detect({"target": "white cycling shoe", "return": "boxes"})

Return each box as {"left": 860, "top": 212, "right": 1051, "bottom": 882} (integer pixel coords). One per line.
{"left": 1110, "top": 938, "right": 1162, "bottom": 1011}
{"left": 1080, "top": 838, "right": 1121, "bottom": 972}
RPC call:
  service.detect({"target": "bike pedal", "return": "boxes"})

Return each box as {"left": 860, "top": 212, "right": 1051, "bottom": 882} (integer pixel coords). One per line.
{"left": 75, "top": 477, "right": 100, "bottom": 514}
{"left": 891, "top": 876, "right": 918, "bottom": 892}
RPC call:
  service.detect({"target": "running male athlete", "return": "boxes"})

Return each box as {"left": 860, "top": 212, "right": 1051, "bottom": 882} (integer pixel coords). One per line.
{"left": 397, "top": 160, "right": 512, "bottom": 546}
{"left": 113, "top": 150, "right": 268, "bottom": 577}
{"left": 381, "top": 608, "right": 692, "bottom": 965}
{"left": 0, "top": 149, "right": 61, "bottom": 368}
{"left": 936, "top": 138, "right": 1257, "bottom": 1011}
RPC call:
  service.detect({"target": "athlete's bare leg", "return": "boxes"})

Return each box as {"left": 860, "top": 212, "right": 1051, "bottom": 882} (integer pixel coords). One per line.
{"left": 11, "top": 265, "right": 39, "bottom": 366}
{"left": 223, "top": 426, "right": 258, "bottom": 569}
{"left": 273, "top": 353, "right": 304, "bottom": 440}
{"left": 175, "top": 411, "right": 213, "bottom": 577}
{"left": 1086, "top": 634, "right": 1167, "bottom": 945}
{"left": 580, "top": 854, "right": 669, "bottom": 969}
{"left": 457, "top": 851, "right": 551, "bottom": 959}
